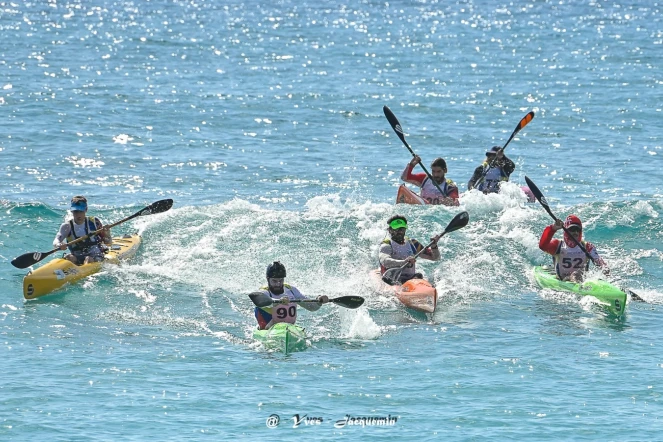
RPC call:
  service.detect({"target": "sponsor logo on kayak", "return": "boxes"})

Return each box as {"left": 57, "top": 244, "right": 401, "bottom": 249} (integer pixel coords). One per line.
{"left": 26, "top": 284, "right": 34, "bottom": 297}
{"left": 264, "top": 413, "right": 398, "bottom": 429}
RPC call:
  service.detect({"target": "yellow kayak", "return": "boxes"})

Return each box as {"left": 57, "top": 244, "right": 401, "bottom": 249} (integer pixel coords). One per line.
{"left": 23, "top": 234, "right": 142, "bottom": 299}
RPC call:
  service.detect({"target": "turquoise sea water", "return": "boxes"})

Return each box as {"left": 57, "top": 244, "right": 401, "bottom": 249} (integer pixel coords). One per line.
{"left": 2, "top": 0, "right": 662, "bottom": 439}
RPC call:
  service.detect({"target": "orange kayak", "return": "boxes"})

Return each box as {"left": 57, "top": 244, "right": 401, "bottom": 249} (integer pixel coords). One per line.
{"left": 396, "top": 184, "right": 426, "bottom": 205}
{"left": 370, "top": 269, "right": 437, "bottom": 314}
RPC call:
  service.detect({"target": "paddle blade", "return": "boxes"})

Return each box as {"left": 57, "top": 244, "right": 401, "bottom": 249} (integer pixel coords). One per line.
{"left": 625, "top": 288, "right": 646, "bottom": 302}
{"left": 331, "top": 296, "right": 365, "bottom": 309}
{"left": 514, "top": 111, "right": 535, "bottom": 134}
{"left": 524, "top": 176, "right": 547, "bottom": 207}
{"left": 249, "top": 292, "right": 273, "bottom": 307}
{"left": 444, "top": 211, "right": 470, "bottom": 234}
{"left": 141, "top": 199, "right": 173, "bottom": 216}
{"left": 381, "top": 268, "right": 402, "bottom": 286}
{"left": 11, "top": 250, "right": 54, "bottom": 269}
{"left": 383, "top": 105, "right": 407, "bottom": 145}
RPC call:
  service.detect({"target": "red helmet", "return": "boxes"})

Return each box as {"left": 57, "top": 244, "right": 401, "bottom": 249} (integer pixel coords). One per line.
{"left": 563, "top": 214, "right": 582, "bottom": 247}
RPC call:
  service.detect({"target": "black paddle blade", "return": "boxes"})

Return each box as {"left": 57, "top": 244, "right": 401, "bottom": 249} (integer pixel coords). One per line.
{"left": 249, "top": 292, "right": 273, "bottom": 307}
{"left": 444, "top": 211, "right": 470, "bottom": 233}
{"left": 11, "top": 249, "right": 56, "bottom": 269}
{"left": 331, "top": 296, "right": 365, "bottom": 309}
{"left": 381, "top": 268, "right": 402, "bottom": 286}
{"left": 383, "top": 105, "right": 407, "bottom": 144}
{"left": 142, "top": 199, "right": 173, "bottom": 216}
{"left": 524, "top": 176, "right": 548, "bottom": 207}
{"left": 625, "top": 288, "right": 646, "bottom": 302}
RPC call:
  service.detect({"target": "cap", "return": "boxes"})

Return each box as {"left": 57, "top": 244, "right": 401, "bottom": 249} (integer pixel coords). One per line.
{"left": 486, "top": 146, "right": 502, "bottom": 156}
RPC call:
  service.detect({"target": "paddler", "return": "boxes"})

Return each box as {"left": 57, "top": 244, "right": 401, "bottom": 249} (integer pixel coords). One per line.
{"left": 467, "top": 146, "right": 516, "bottom": 193}
{"left": 53, "top": 196, "right": 112, "bottom": 265}
{"left": 539, "top": 215, "right": 609, "bottom": 282}
{"left": 379, "top": 215, "right": 441, "bottom": 284}
{"left": 401, "top": 155, "right": 459, "bottom": 206}
{"left": 254, "top": 261, "right": 329, "bottom": 330}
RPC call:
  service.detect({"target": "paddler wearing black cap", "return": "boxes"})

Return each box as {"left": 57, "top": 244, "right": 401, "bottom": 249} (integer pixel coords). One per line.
{"left": 53, "top": 195, "right": 112, "bottom": 265}
{"left": 254, "top": 261, "right": 329, "bottom": 330}
{"left": 467, "top": 146, "right": 516, "bottom": 193}
{"left": 379, "top": 215, "right": 441, "bottom": 284}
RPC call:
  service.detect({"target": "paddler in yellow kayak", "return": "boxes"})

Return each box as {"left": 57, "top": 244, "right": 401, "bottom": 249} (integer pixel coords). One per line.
{"left": 254, "top": 261, "right": 329, "bottom": 330}
{"left": 401, "top": 155, "right": 459, "bottom": 206}
{"left": 379, "top": 215, "right": 441, "bottom": 284}
{"left": 539, "top": 214, "right": 609, "bottom": 282}
{"left": 53, "top": 196, "right": 112, "bottom": 265}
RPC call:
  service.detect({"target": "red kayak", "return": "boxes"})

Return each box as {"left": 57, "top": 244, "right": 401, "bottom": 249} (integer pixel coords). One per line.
{"left": 370, "top": 269, "right": 437, "bottom": 314}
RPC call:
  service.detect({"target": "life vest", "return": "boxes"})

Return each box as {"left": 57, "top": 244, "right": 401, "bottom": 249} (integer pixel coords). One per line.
{"left": 67, "top": 217, "right": 102, "bottom": 253}
{"left": 255, "top": 284, "right": 300, "bottom": 330}
{"left": 552, "top": 240, "right": 590, "bottom": 280}
{"left": 379, "top": 237, "right": 419, "bottom": 279}
{"left": 476, "top": 162, "right": 509, "bottom": 193}
{"left": 420, "top": 177, "right": 456, "bottom": 204}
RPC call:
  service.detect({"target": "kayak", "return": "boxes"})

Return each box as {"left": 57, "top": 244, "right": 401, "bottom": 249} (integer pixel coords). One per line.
{"left": 253, "top": 323, "right": 308, "bottom": 354}
{"left": 23, "top": 234, "right": 142, "bottom": 300}
{"left": 532, "top": 265, "right": 626, "bottom": 316}
{"left": 370, "top": 269, "right": 437, "bottom": 314}
{"left": 396, "top": 183, "right": 535, "bottom": 205}
{"left": 396, "top": 184, "right": 426, "bottom": 205}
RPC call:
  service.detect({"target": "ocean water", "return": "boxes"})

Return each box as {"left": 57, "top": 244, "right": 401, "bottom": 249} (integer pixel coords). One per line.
{"left": 1, "top": 0, "right": 662, "bottom": 439}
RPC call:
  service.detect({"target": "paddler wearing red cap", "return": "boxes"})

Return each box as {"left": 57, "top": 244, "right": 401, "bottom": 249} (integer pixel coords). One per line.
{"left": 539, "top": 214, "right": 609, "bottom": 282}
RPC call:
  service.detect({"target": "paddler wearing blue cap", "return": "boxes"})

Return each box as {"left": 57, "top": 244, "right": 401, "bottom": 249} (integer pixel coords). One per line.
{"left": 53, "top": 195, "right": 112, "bottom": 265}
{"left": 379, "top": 215, "right": 441, "bottom": 283}
{"left": 467, "top": 146, "right": 516, "bottom": 193}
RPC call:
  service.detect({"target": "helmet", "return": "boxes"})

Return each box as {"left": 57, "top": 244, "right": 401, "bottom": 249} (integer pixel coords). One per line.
{"left": 266, "top": 261, "right": 286, "bottom": 278}
{"left": 563, "top": 214, "right": 583, "bottom": 247}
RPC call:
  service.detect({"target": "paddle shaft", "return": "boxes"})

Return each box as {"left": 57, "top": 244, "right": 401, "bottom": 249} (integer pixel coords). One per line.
{"left": 383, "top": 106, "right": 447, "bottom": 197}
{"left": 249, "top": 292, "right": 363, "bottom": 309}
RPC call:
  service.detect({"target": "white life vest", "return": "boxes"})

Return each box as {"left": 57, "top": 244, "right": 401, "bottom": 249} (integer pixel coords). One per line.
{"left": 420, "top": 177, "right": 454, "bottom": 204}
{"left": 261, "top": 285, "right": 301, "bottom": 326}
{"left": 381, "top": 238, "right": 418, "bottom": 279}
{"left": 553, "top": 241, "right": 589, "bottom": 280}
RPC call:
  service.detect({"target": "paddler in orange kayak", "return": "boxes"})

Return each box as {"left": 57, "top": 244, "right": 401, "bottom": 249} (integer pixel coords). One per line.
{"left": 53, "top": 195, "right": 112, "bottom": 265}
{"left": 379, "top": 215, "right": 441, "bottom": 284}
{"left": 401, "top": 155, "right": 459, "bottom": 206}
{"left": 253, "top": 261, "right": 329, "bottom": 330}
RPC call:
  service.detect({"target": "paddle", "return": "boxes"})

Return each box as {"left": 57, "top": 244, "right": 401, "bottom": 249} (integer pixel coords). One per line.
{"left": 383, "top": 105, "right": 447, "bottom": 197}
{"left": 473, "top": 111, "right": 535, "bottom": 190}
{"left": 382, "top": 211, "right": 470, "bottom": 284}
{"left": 249, "top": 292, "right": 365, "bottom": 309}
{"left": 11, "top": 199, "right": 174, "bottom": 269}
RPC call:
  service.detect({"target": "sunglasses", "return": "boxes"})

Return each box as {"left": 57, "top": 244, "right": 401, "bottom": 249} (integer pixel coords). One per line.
{"left": 567, "top": 226, "right": 581, "bottom": 233}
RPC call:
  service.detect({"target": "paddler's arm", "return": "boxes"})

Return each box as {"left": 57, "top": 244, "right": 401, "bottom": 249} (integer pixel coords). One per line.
{"left": 413, "top": 238, "right": 441, "bottom": 261}
{"left": 440, "top": 182, "right": 460, "bottom": 207}
{"left": 94, "top": 217, "right": 112, "bottom": 245}
{"left": 539, "top": 222, "right": 561, "bottom": 255}
{"left": 500, "top": 155, "right": 516, "bottom": 177}
{"left": 467, "top": 166, "right": 483, "bottom": 190}
{"left": 400, "top": 156, "right": 427, "bottom": 187}
{"left": 53, "top": 223, "right": 71, "bottom": 250}
{"left": 291, "top": 287, "right": 328, "bottom": 312}
{"left": 585, "top": 242, "right": 610, "bottom": 275}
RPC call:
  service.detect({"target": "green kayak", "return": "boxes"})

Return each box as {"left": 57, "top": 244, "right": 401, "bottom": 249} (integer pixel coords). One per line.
{"left": 532, "top": 266, "right": 626, "bottom": 316}
{"left": 253, "top": 323, "right": 308, "bottom": 354}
